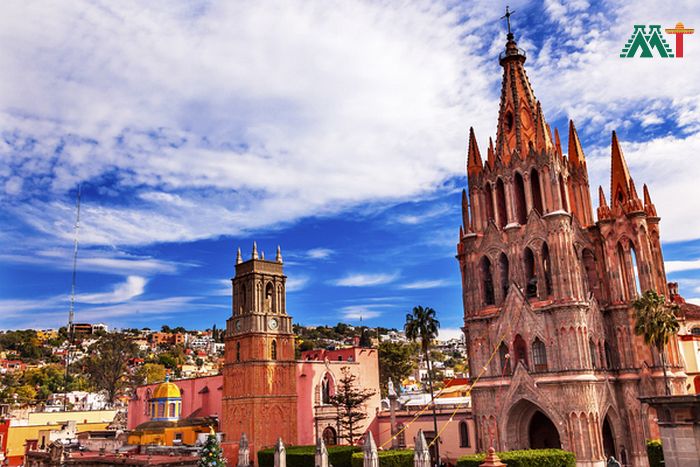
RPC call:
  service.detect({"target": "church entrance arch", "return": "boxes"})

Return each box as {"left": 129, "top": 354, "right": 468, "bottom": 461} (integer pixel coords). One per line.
{"left": 506, "top": 399, "right": 561, "bottom": 450}
{"left": 602, "top": 415, "right": 616, "bottom": 459}
{"left": 322, "top": 426, "right": 337, "bottom": 445}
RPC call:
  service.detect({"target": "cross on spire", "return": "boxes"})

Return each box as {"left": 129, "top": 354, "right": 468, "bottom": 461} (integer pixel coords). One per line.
{"left": 501, "top": 6, "right": 515, "bottom": 39}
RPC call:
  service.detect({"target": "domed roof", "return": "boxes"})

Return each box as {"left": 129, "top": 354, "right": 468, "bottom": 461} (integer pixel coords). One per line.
{"left": 152, "top": 377, "right": 181, "bottom": 399}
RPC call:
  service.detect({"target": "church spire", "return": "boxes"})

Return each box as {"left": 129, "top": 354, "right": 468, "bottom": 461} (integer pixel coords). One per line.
{"left": 467, "top": 127, "right": 483, "bottom": 176}
{"left": 554, "top": 127, "right": 563, "bottom": 159}
{"left": 597, "top": 185, "right": 612, "bottom": 221}
{"left": 487, "top": 137, "right": 495, "bottom": 169}
{"left": 568, "top": 120, "right": 586, "bottom": 167}
{"left": 610, "top": 131, "right": 632, "bottom": 208}
{"left": 643, "top": 184, "right": 658, "bottom": 217}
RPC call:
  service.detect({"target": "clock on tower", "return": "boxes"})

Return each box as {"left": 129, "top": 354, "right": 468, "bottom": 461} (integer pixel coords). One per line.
{"left": 221, "top": 242, "right": 297, "bottom": 460}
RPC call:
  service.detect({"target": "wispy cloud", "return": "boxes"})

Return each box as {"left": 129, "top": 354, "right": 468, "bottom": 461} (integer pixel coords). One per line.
{"left": 333, "top": 272, "right": 399, "bottom": 287}
{"left": 400, "top": 279, "right": 451, "bottom": 290}
{"left": 76, "top": 275, "right": 147, "bottom": 304}
{"left": 306, "top": 248, "right": 334, "bottom": 260}
{"left": 437, "top": 327, "right": 463, "bottom": 341}
{"left": 666, "top": 259, "right": 700, "bottom": 274}
{"left": 339, "top": 304, "right": 396, "bottom": 320}
{"left": 286, "top": 275, "right": 311, "bottom": 292}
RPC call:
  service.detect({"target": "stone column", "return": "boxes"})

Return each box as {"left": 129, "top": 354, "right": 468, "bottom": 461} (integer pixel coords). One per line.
{"left": 388, "top": 378, "right": 398, "bottom": 449}
{"left": 274, "top": 438, "right": 286, "bottom": 467}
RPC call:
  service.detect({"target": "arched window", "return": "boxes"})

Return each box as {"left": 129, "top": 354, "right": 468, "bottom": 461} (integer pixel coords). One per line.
{"left": 265, "top": 282, "right": 274, "bottom": 312}
{"left": 604, "top": 342, "right": 614, "bottom": 369}
{"left": 559, "top": 174, "right": 568, "bottom": 211}
{"left": 589, "top": 338, "right": 597, "bottom": 369}
{"left": 322, "top": 426, "right": 337, "bottom": 446}
{"left": 271, "top": 340, "right": 277, "bottom": 360}
{"left": 157, "top": 402, "right": 165, "bottom": 418}
{"left": 480, "top": 256, "right": 495, "bottom": 306}
{"left": 542, "top": 243, "right": 553, "bottom": 296}
{"left": 144, "top": 389, "right": 152, "bottom": 415}
{"left": 239, "top": 286, "right": 246, "bottom": 314}
{"left": 321, "top": 374, "right": 332, "bottom": 404}
{"left": 514, "top": 172, "right": 527, "bottom": 224}
{"left": 485, "top": 182, "right": 495, "bottom": 223}
{"left": 499, "top": 342, "right": 511, "bottom": 376}
{"left": 581, "top": 249, "right": 599, "bottom": 299}
{"left": 236, "top": 342, "right": 241, "bottom": 362}
{"left": 629, "top": 242, "right": 641, "bottom": 297}
{"left": 532, "top": 338, "right": 547, "bottom": 372}
{"left": 531, "top": 169, "right": 544, "bottom": 214}
{"left": 498, "top": 253, "right": 509, "bottom": 301}
{"left": 524, "top": 248, "right": 537, "bottom": 298}
{"left": 459, "top": 421, "right": 470, "bottom": 447}
{"left": 513, "top": 334, "right": 528, "bottom": 369}
{"left": 169, "top": 402, "right": 177, "bottom": 418}
{"left": 495, "top": 178, "right": 507, "bottom": 228}
{"left": 617, "top": 242, "right": 630, "bottom": 300}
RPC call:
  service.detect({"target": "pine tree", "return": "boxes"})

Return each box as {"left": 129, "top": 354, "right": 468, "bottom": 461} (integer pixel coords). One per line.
{"left": 199, "top": 429, "right": 226, "bottom": 467}
{"left": 330, "top": 366, "right": 376, "bottom": 445}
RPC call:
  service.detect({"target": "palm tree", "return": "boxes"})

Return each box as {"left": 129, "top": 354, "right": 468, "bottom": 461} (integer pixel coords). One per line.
{"left": 632, "top": 290, "right": 680, "bottom": 395}
{"left": 405, "top": 306, "right": 440, "bottom": 465}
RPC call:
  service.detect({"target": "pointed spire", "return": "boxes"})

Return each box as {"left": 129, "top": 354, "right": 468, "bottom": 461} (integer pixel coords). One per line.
{"left": 487, "top": 137, "right": 495, "bottom": 169}
{"left": 627, "top": 178, "right": 644, "bottom": 213}
{"left": 261, "top": 251, "right": 265, "bottom": 260}
{"left": 554, "top": 127, "right": 563, "bottom": 159}
{"left": 252, "top": 241, "right": 259, "bottom": 260}
{"left": 363, "top": 432, "right": 379, "bottom": 467}
{"left": 568, "top": 120, "right": 586, "bottom": 167}
{"left": 643, "top": 184, "right": 658, "bottom": 217}
{"left": 236, "top": 247, "right": 242, "bottom": 265}
{"left": 413, "top": 429, "right": 431, "bottom": 467}
{"left": 276, "top": 245, "right": 283, "bottom": 263}
{"left": 610, "top": 131, "right": 632, "bottom": 206}
{"left": 534, "top": 101, "right": 552, "bottom": 153}
{"left": 467, "top": 127, "right": 483, "bottom": 176}
{"left": 597, "top": 186, "right": 612, "bottom": 221}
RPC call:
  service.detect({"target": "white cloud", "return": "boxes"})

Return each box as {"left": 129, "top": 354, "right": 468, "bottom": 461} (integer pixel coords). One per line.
{"left": 339, "top": 305, "right": 392, "bottom": 320}
{"left": 333, "top": 272, "right": 399, "bottom": 287}
{"left": 306, "top": 248, "right": 334, "bottom": 260}
{"left": 286, "top": 275, "right": 310, "bottom": 292}
{"left": 437, "top": 327, "right": 464, "bottom": 341}
{"left": 76, "top": 275, "right": 147, "bottom": 304}
{"left": 400, "top": 279, "right": 451, "bottom": 289}
{"left": 665, "top": 259, "right": 700, "bottom": 274}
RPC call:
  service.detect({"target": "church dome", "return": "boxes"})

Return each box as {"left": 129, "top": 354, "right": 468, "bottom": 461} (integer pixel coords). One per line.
{"left": 153, "top": 379, "right": 181, "bottom": 400}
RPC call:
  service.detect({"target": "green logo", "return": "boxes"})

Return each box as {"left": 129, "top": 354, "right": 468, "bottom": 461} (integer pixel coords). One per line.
{"left": 620, "top": 23, "right": 694, "bottom": 58}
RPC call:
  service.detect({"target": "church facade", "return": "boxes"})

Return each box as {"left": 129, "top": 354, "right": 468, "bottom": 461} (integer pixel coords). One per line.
{"left": 457, "top": 31, "right": 686, "bottom": 467}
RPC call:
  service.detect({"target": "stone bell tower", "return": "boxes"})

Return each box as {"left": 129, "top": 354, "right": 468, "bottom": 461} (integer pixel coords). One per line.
{"left": 222, "top": 243, "right": 297, "bottom": 459}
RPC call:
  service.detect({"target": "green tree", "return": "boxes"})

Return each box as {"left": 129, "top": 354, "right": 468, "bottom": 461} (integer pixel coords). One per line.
{"left": 378, "top": 341, "right": 416, "bottom": 396}
{"left": 198, "top": 429, "right": 225, "bottom": 467}
{"left": 405, "top": 305, "right": 441, "bottom": 463}
{"left": 330, "top": 366, "right": 376, "bottom": 445}
{"left": 633, "top": 290, "right": 680, "bottom": 395}
{"left": 132, "top": 363, "right": 166, "bottom": 386}
{"left": 83, "top": 333, "right": 138, "bottom": 404}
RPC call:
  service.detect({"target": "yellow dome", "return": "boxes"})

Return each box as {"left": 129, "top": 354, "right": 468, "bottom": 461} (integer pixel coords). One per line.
{"left": 153, "top": 380, "right": 181, "bottom": 399}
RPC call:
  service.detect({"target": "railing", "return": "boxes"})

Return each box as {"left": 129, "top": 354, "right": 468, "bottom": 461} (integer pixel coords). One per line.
{"left": 499, "top": 47, "right": 527, "bottom": 61}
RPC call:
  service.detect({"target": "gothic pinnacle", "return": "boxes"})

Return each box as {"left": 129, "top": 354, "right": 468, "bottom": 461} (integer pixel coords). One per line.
{"left": 252, "top": 241, "right": 258, "bottom": 260}
{"left": 610, "top": 130, "right": 632, "bottom": 203}
{"left": 276, "top": 245, "right": 283, "bottom": 263}
{"left": 467, "top": 127, "right": 483, "bottom": 176}
{"left": 487, "top": 137, "right": 495, "bottom": 169}
{"left": 568, "top": 120, "right": 586, "bottom": 167}
{"left": 236, "top": 247, "right": 242, "bottom": 265}
{"left": 554, "top": 127, "right": 563, "bottom": 159}
{"left": 643, "top": 184, "right": 658, "bottom": 216}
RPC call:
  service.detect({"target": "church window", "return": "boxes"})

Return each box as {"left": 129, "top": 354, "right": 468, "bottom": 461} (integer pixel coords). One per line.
{"left": 322, "top": 426, "right": 337, "bottom": 445}
{"left": 498, "top": 342, "right": 511, "bottom": 376}
{"left": 617, "top": 242, "right": 631, "bottom": 300}
{"left": 589, "top": 338, "right": 597, "bottom": 369}
{"left": 524, "top": 248, "right": 537, "bottom": 298}
{"left": 604, "top": 342, "right": 614, "bottom": 369}
{"left": 157, "top": 402, "right": 165, "bottom": 418}
{"left": 542, "top": 243, "right": 553, "bottom": 296}
{"left": 513, "top": 334, "right": 528, "bottom": 369}
{"left": 240, "top": 286, "right": 246, "bottom": 314}
{"left": 236, "top": 342, "right": 241, "bottom": 362}
{"left": 514, "top": 172, "right": 527, "bottom": 224}
{"left": 169, "top": 402, "right": 177, "bottom": 418}
{"left": 480, "top": 256, "right": 495, "bottom": 306}
{"left": 485, "top": 182, "right": 495, "bottom": 222}
{"left": 321, "top": 374, "right": 332, "bottom": 404}
{"left": 271, "top": 340, "right": 277, "bottom": 360}
{"left": 144, "top": 389, "right": 152, "bottom": 415}
{"left": 581, "top": 249, "right": 599, "bottom": 299}
{"left": 498, "top": 253, "right": 509, "bottom": 301}
{"left": 459, "top": 421, "right": 470, "bottom": 447}
{"left": 692, "top": 327, "right": 700, "bottom": 336}
{"left": 505, "top": 111, "right": 514, "bottom": 132}
{"left": 530, "top": 169, "right": 544, "bottom": 214}
{"left": 532, "top": 338, "right": 547, "bottom": 372}
{"left": 629, "top": 242, "right": 641, "bottom": 297}
{"left": 495, "top": 178, "right": 507, "bottom": 228}
{"left": 559, "top": 174, "right": 568, "bottom": 211}
{"left": 265, "top": 282, "right": 274, "bottom": 313}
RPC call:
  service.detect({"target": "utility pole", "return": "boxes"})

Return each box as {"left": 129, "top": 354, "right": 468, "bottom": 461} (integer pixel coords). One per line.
{"left": 64, "top": 185, "right": 81, "bottom": 412}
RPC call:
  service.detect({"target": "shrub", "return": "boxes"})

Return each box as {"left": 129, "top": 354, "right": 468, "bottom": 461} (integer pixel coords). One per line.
{"left": 258, "top": 445, "right": 360, "bottom": 467}
{"left": 457, "top": 449, "right": 575, "bottom": 467}
{"left": 646, "top": 439, "right": 663, "bottom": 467}
{"left": 351, "top": 449, "right": 414, "bottom": 467}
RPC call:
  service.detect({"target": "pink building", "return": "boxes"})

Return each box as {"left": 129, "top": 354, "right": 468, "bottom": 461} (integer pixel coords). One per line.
{"left": 128, "top": 347, "right": 381, "bottom": 446}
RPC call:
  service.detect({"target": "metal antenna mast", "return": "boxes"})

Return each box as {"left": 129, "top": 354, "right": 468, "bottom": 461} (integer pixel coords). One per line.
{"left": 64, "top": 184, "right": 82, "bottom": 411}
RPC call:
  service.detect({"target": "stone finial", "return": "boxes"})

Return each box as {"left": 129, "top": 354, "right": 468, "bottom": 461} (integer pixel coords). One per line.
{"left": 315, "top": 437, "right": 329, "bottom": 467}
{"left": 236, "top": 248, "right": 242, "bottom": 265}
{"left": 363, "top": 432, "right": 378, "bottom": 467}
{"left": 413, "top": 429, "right": 431, "bottom": 467}
{"left": 388, "top": 378, "right": 397, "bottom": 398}
{"left": 276, "top": 245, "right": 283, "bottom": 263}
{"left": 261, "top": 251, "right": 265, "bottom": 260}
{"left": 252, "top": 242, "right": 259, "bottom": 260}
{"left": 274, "top": 438, "right": 286, "bottom": 467}
{"left": 479, "top": 447, "right": 506, "bottom": 467}
{"left": 238, "top": 433, "right": 250, "bottom": 467}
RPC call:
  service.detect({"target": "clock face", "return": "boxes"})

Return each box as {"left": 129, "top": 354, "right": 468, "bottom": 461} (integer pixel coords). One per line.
{"left": 235, "top": 320, "right": 242, "bottom": 331}
{"left": 268, "top": 318, "right": 279, "bottom": 330}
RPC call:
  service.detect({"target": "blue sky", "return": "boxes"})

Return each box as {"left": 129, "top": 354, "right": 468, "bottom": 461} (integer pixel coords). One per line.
{"left": 2, "top": 0, "right": 700, "bottom": 337}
